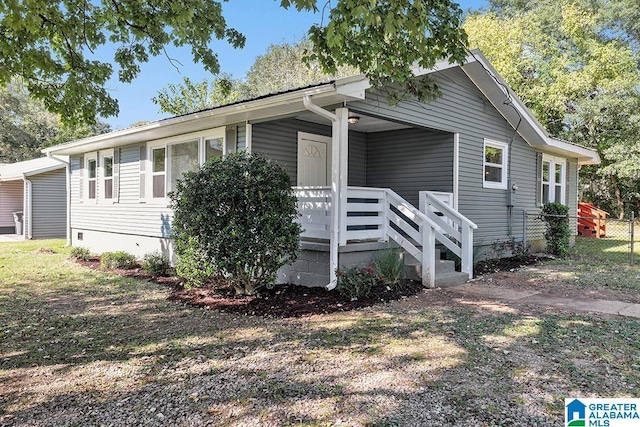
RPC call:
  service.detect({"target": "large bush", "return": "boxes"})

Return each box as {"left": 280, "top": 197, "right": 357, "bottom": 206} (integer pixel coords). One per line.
{"left": 170, "top": 151, "right": 301, "bottom": 295}
{"left": 541, "top": 202, "right": 571, "bottom": 257}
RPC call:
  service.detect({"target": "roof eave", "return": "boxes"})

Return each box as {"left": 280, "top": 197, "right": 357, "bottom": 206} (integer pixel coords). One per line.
{"left": 43, "top": 80, "right": 367, "bottom": 156}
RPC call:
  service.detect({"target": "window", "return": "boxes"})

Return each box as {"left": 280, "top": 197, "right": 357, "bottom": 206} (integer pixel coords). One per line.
{"left": 103, "top": 155, "right": 114, "bottom": 199}
{"left": 541, "top": 154, "right": 566, "bottom": 204}
{"left": 483, "top": 140, "right": 508, "bottom": 189}
{"left": 152, "top": 147, "right": 166, "bottom": 198}
{"left": 169, "top": 139, "right": 199, "bottom": 193}
{"left": 205, "top": 136, "right": 223, "bottom": 163}
{"left": 146, "top": 128, "right": 226, "bottom": 200}
{"left": 87, "top": 156, "right": 97, "bottom": 199}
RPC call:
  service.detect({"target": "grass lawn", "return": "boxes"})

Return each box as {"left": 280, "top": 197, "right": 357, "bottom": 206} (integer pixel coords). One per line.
{"left": 1, "top": 240, "right": 639, "bottom": 426}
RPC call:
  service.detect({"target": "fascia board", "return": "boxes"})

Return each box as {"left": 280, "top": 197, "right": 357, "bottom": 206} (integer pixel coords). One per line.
{"left": 43, "top": 84, "right": 339, "bottom": 156}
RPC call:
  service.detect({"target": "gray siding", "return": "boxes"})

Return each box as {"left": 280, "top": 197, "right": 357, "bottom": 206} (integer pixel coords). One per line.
{"left": 349, "top": 67, "right": 562, "bottom": 245}
{"left": 0, "top": 180, "right": 23, "bottom": 229}
{"left": 30, "top": 168, "right": 67, "bottom": 238}
{"left": 367, "top": 128, "right": 453, "bottom": 206}
{"left": 252, "top": 118, "right": 368, "bottom": 186}
{"left": 70, "top": 147, "right": 173, "bottom": 240}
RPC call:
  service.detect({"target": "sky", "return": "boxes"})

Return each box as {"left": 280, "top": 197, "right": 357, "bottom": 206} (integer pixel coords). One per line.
{"left": 103, "top": 0, "right": 488, "bottom": 130}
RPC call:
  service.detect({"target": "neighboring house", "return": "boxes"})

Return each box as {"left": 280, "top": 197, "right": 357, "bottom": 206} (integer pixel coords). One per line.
{"left": 43, "top": 50, "right": 599, "bottom": 288}
{"left": 0, "top": 157, "right": 68, "bottom": 239}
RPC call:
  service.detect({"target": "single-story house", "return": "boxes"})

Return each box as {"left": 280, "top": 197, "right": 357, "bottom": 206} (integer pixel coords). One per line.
{"left": 0, "top": 156, "right": 68, "bottom": 239}
{"left": 43, "top": 50, "right": 599, "bottom": 288}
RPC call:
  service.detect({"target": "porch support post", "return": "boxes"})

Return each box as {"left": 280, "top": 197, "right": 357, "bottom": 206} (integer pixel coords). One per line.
{"left": 335, "top": 108, "right": 349, "bottom": 246}
{"left": 302, "top": 95, "right": 340, "bottom": 290}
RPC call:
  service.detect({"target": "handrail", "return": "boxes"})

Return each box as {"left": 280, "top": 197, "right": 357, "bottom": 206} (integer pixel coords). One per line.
{"left": 423, "top": 191, "right": 478, "bottom": 229}
{"left": 386, "top": 189, "right": 441, "bottom": 231}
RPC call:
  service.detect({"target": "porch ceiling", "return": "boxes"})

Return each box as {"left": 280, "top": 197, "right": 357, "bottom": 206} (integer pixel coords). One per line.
{"left": 294, "top": 111, "right": 413, "bottom": 133}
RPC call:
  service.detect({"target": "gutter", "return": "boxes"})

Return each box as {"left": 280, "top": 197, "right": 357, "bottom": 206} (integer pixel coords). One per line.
{"left": 303, "top": 95, "right": 339, "bottom": 291}
{"left": 22, "top": 175, "right": 32, "bottom": 240}
{"left": 47, "top": 153, "right": 72, "bottom": 246}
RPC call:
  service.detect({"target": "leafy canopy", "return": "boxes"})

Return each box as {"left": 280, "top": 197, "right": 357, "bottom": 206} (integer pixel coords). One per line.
{"left": 464, "top": 0, "right": 640, "bottom": 217}
{"left": 0, "top": 78, "right": 110, "bottom": 162}
{"left": 0, "top": 0, "right": 468, "bottom": 125}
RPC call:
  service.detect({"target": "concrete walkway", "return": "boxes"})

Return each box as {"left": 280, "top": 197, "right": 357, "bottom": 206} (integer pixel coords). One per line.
{"left": 448, "top": 283, "right": 640, "bottom": 319}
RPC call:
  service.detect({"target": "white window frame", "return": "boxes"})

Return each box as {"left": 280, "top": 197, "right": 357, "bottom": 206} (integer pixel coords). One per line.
{"left": 541, "top": 154, "right": 567, "bottom": 204}
{"left": 100, "top": 149, "right": 115, "bottom": 203}
{"left": 483, "top": 139, "right": 508, "bottom": 190}
{"left": 85, "top": 152, "right": 98, "bottom": 202}
{"left": 145, "top": 128, "right": 226, "bottom": 202}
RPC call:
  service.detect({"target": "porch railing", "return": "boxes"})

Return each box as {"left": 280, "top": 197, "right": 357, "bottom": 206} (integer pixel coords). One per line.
{"left": 419, "top": 191, "right": 478, "bottom": 279}
{"left": 294, "top": 186, "right": 477, "bottom": 286}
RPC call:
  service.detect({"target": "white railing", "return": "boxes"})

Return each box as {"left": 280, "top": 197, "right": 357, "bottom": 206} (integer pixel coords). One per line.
{"left": 294, "top": 187, "right": 332, "bottom": 240}
{"left": 419, "top": 191, "right": 478, "bottom": 279}
{"left": 294, "top": 186, "right": 477, "bottom": 286}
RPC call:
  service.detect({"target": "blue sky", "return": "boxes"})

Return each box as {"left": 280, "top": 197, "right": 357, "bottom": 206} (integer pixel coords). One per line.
{"left": 103, "top": 0, "right": 487, "bottom": 130}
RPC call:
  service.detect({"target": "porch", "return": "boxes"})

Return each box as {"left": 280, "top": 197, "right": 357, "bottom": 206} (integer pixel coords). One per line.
{"left": 280, "top": 186, "right": 477, "bottom": 288}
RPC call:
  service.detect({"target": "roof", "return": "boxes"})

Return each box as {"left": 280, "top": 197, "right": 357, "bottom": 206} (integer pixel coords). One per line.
{"left": 0, "top": 156, "right": 68, "bottom": 181}
{"left": 43, "top": 51, "right": 598, "bottom": 164}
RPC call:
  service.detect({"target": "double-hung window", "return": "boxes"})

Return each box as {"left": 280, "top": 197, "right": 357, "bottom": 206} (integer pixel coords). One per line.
{"left": 102, "top": 151, "right": 114, "bottom": 200}
{"left": 147, "top": 128, "right": 226, "bottom": 200}
{"left": 86, "top": 154, "right": 97, "bottom": 200}
{"left": 483, "top": 139, "right": 508, "bottom": 189}
{"left": 541, "top": 154, "right": 566, "bottom": 204}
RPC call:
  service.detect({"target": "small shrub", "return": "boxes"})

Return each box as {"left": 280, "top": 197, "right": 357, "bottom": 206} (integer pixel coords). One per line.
{"left": 101, "top": 251, "right": 138, "bottom": 270}
{"left": 142, "top": 251, "right": 172, "bottom": 277}
{"left": 336, "top": 264, "right": 379, "bottom": 300}
{"left": 175, "top": 239, "right": 217, "bottom": 289}
{"left": 69, "top": 246, "right": 91, "bottom": 261}
{"left": 373, "top": 248, "right": 405, "bottom": 285}
{"left": 541, "top": 202, "right": 571, "bottom": 257}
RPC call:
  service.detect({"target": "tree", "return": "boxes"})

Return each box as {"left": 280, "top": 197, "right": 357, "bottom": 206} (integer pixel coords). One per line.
{"left": 0, "top": 1, "right": 468, "bottom": 126}
{"left": 153, "top": 38, "right": 356, "bottom": 115}
{"left": 241, "top": 38, "right": 356, "bottom": 99}
{"left": 464, "top": 0, "right": 640, "bottom": 217}
{"left": 152, "top": 75, "right": 241, "bottom": 116}
{"left": 169, "top": 151, "right": 301, "bottom": 295}
{"left": 0, "top": 77, "right": 111, "bottom": 163}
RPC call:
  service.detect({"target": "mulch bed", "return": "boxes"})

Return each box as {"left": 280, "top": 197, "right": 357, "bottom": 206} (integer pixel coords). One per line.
{"left": 74, "top": 256, "right": 424, "bottom": 317}
{"left": 75, "top": 254, "right": 546, "bottom": 318}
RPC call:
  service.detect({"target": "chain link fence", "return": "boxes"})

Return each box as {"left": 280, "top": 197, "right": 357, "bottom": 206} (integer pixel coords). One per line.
{"left": 524, "top": 211, "right": 640, "bottom": 265}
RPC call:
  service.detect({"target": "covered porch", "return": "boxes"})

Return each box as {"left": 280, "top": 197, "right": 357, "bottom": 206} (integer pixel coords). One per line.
{"left": 253, "top": 97, "right": 477, "bottom": 288}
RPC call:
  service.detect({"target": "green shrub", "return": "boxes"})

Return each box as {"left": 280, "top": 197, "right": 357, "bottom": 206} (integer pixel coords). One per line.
{"left": 541, "top": 202, "right": 571, "bottom": 257}
{"left": 101, "top": 251, "right": 138, "bottom": 270}
{"left": 142, "top": 251, "right": 171, "bottom": 277}
{"left": 169, "top": 151, "right": 301, "bottom": 294}
{"left": 336, "top": 264, "right": 379, "bottom": 300}
{"left": 69, "top": 246, "right": 91, "bottom": 261}
{"left": 373, "top": 247, "right": 405, "bottom": 285}
{"left": 175, "top": 238, "right": 218, "bottom": 289}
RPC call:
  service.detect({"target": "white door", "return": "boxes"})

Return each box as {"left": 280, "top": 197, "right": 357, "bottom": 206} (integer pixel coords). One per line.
{"left": 297, "top": 132, "right": 331, "bottom": 186}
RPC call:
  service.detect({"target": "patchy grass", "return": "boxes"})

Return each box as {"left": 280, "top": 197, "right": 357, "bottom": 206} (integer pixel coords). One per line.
{"left": 0, "top": 240, "right": 639, "bottom": 426}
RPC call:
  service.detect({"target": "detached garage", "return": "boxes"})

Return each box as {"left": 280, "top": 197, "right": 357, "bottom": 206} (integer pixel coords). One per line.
{"left": 0, "top": 157, "right": 68, "bottom": 239}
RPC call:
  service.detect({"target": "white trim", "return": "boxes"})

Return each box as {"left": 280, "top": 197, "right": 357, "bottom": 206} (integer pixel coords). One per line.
{"left": 336, "top": 108, "right": 349, "bottom": 246}
{"left": 541, "top": 154, "right": 567, "bottom": 204}
{"left": 245, "top": 123, "right": 253, "bottom": 152}
{"left": 144, "top": 127, "right": 226, "bottom": 203}
{"left": 453, "top": 133, "right": 459, "bottom": 210}
{"left": 84, "top": 152, "right": 98, "bottom": 202}
{"left": 99, "top": 149, "right": 115, "bottom": 203}
{"left": 483, "top": 139, "right": 508, "bottom": 190}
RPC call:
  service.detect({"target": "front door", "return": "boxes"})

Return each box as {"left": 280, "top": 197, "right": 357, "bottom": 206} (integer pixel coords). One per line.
{"left": 297, "top": 132, "right": 331, "bottom": 186}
